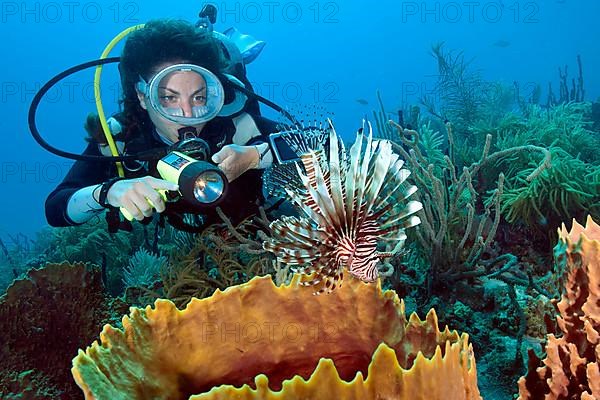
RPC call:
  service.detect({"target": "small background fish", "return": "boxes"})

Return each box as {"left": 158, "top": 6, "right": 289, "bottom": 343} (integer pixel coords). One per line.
{"left": 493, "top": 40, "right": 511, "bottom": 48}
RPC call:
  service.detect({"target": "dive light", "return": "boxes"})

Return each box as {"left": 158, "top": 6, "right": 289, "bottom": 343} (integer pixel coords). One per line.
{"left": 120, "top": 137, "right": 228, "bottom": 221}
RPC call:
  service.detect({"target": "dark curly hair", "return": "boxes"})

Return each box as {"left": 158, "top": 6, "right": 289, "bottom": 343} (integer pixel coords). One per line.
{"left": 115, "top": 19, "right": 226, "bottom": 141}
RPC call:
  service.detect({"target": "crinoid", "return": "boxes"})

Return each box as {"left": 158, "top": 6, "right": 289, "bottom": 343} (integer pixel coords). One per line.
{"left": 263, "top": 120, "right": 422, "bottom": 294}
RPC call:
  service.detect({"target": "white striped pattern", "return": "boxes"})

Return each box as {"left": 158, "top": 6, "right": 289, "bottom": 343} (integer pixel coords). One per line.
{"left": 263, "top": 120, "right": 422, "bottom": 294}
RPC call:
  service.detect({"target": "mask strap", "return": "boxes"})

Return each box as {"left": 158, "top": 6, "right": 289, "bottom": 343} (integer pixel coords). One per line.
{"left": 136, "top": 75, "right": 148, "bottom": 94}
{"left": 218, "top": 74, "right": 247, "bottom": 117}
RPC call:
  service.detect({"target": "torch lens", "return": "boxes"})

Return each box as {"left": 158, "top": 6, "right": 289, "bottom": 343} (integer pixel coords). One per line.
{"left": 193, "top": 170, "right": 225, "bottom": 204}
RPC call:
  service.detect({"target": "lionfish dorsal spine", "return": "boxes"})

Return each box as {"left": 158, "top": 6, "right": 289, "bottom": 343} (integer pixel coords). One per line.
{"left": 344, "top": 128, "right": 365, "bottom": 238}
{"left": 379, "top": 205, "right": 423, "bottom": 232}
{"left": 352, "top": 122, "right": 377, "bottom": 237}
{"left": 326, "top": 123, "right": 348, "bottom": 236}
{"left": 295, "top": 154, "right": 342, "bottom": 240}
{"left": 309, "top": 149, "right": 344, "bottom": 232}
{"left": 372, "top": 164, "right": 411, "bottom": 211}
{"left": 283, "top": 182, "right": 326, "bottom": 229}
{"left": 361, "top": 140, "right": 394, "bottom": 225}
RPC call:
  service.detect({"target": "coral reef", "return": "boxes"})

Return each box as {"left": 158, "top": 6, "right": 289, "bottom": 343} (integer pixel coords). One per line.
{"left": 0, "top": 369, "right": 64, "bottom": 399}
{"left": 137, "top": 217, "right": 272, "bottom": 308}
{"left": 0, "top": 231, "right": 50, "bottom": 293}
{"left": 483, "top": 103, "right": 600, "bottom": 230}
{"left": 122, "top": 248, "right": 166, "bottom": 288}
{"left": 72, "top": 274, "right": 481, "bottom": 399}
{"left": 499, "top": 147, "right": 597, "bottom": 229}
{"left": 522, "top": 295, "right": 556, "bottom": 340}
{"left": 411, "top": 44, "right": 599, "bottom": 235}
{"left": 422, "top": 42, "right": 485, "bottom": 133}
{"left": 518, "top": 216, "right": 600, "bottom": 399}
{"left": 0, "top": 262, "right": 128, "bottom": 399}
{"left": 370, "top": 47, "right": 600, "bottom": 397}
{"left": 546, "top": 55, "right": 585, "bottom": 106}
{"left": 44, "top": 217, "right": 180, "bottom": 295}
{"left": 380, "top": 118, "right": 551, "bottom": 297}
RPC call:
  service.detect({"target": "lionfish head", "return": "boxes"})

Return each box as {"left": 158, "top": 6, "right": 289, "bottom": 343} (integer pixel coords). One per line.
{"left": 263, "top": 119, "right": 422, "bottom": 294}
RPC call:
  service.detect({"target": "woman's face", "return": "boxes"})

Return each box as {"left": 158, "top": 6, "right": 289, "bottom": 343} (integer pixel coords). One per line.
{"left": 136, "top": 64, "right": 209, "bottom": 143}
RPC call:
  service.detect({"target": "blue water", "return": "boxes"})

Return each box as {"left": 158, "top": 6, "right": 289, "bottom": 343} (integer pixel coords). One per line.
{"left": 1, "top": 0, "right": 598, "bottom": 238}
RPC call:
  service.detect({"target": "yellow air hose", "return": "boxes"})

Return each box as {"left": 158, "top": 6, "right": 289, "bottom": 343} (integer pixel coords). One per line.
{"left": 94, "top": 24, "right": 145, "bottom": 177}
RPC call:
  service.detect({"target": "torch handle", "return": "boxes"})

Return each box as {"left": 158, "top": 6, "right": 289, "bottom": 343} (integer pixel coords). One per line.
{"left": 120, "top": 189, "right": 169, "bottom": 221}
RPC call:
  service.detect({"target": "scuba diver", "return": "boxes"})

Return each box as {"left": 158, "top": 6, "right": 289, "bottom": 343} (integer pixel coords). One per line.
{"left": 38, "top": 9, "right": 291, "bottom": 233}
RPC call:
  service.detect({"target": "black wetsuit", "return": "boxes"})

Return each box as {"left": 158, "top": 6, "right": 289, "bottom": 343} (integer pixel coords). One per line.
{"left": 45, "top": 113, "right": 279, "bottom": 232}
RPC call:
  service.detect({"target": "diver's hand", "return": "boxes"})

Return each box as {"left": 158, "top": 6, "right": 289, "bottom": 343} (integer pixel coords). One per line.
{"left": 104, "top": 176, "right": 179, "bottom": 221}
{"left": 211, "top": 144, "right": 260, "bottom": 182}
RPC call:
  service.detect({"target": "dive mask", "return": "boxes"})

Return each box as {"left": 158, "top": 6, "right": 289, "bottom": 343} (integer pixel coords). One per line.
{"left": 136, "top": 63, "right": 225, "bottom": 125}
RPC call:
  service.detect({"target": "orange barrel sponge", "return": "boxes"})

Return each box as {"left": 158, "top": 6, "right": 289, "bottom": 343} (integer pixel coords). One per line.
{"left": 518, "top": 216, "right": 600, "bottom": 399}
{"left": 72, "top": 274, "right": 481, "bottom": 400}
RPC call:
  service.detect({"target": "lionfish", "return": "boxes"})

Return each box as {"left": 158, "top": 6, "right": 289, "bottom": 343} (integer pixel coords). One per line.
{"left": 263, "top": 120, "right": 423, "bottom": 294}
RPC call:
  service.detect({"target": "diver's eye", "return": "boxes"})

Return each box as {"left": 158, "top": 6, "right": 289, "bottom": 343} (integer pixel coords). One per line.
{"left": 159, "top": 95, "right": 178, "bottom": 104}
{"left": 192, "top": 95, "right": 207, "bottom": 104}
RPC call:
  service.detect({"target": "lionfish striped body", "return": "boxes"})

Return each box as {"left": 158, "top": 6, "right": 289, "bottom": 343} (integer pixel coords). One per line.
{"left": 263, "top": 120, "right": 422, "bottom": 294}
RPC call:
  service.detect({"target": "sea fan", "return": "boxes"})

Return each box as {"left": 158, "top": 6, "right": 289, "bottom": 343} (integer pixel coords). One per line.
{"left": 263, "top": 120, "right": 422, "bottom": 294}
